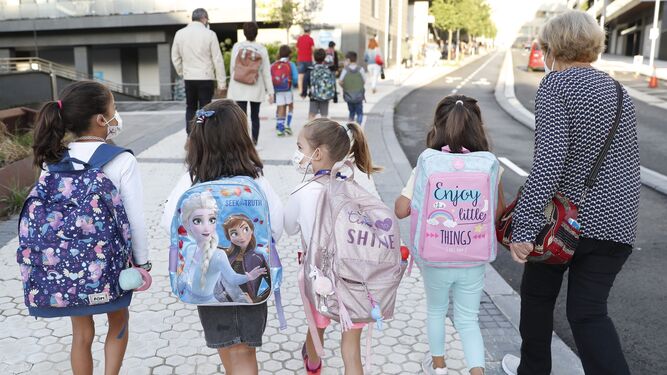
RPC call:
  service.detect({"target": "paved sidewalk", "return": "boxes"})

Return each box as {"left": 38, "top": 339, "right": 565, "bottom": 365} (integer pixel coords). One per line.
{"left": 1, "top": 55, "right": 527, "bottom": 375}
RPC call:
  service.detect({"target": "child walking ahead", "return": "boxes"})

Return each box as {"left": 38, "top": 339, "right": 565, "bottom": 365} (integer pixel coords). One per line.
{"left": 301, "top": 49, "right": 337, "bottom": 120}
{"left": 285, "top": 119, "right": 382, "bottom": 375}
{"left": 339, "top": 51, "right": 366, "bottom": 124}
{"left": 20, "top": 81, "right": 150, "bottom": 375}
{"left": 395, "top": 95, "right": 505, "bottom": 375}
{"left": 271, "top": 45, "right": 299, "bottom": 136}
{"left": 160, "top": 99, "right": 283, "bottom": 375}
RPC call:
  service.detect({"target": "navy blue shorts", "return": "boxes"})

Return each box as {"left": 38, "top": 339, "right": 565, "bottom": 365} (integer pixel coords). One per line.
{"left": 197, "top": 302, "right": 268, "bottom": 348}
{"left": 297, "top": 61, "right": 313, "bottom": 74}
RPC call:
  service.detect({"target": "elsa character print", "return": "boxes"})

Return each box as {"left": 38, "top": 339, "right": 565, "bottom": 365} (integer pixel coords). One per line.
{"left": 179, "top": 191, "right": 267, "bottom": 304}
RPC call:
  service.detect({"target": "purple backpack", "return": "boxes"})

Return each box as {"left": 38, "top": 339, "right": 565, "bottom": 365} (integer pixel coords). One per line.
{"left": 17, "top": 144, "right": 133, "bottom": 312}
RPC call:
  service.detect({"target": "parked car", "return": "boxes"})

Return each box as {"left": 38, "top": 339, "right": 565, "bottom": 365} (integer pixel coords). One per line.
{"left": 527, "top": 40, "right": 545, "bottom": 71}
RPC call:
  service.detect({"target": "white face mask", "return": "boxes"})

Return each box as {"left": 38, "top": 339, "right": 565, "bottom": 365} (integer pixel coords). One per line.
{"left": 543, "top": 50, "right": 556, "bottom": 74}
{"left": 292, "top": 149, "right": 315, "bottom": 175}
{"left": 103, "top": 110, "right": 123, "bottom": 140}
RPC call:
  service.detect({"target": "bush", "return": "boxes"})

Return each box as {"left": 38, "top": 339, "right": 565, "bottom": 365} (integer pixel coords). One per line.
{"left": 0, "top": 122, "right": 33, "bottom": 169}
{"left": 0, "top": 182, "right": 30, "bottom": 218}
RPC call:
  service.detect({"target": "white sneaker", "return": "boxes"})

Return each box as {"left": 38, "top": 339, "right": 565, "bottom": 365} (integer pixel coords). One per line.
{"left": 501, "top": 354, "right": 520, "bottom": 375}
{"left": 422, "top": 354, "right": 447, "bottom": 375}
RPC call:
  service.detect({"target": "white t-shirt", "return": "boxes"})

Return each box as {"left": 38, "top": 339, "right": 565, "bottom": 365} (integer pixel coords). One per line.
{"left": 42, "top": 142, "right": 149, "bottom": 264}
{"left": 160, "top": 173, "right": 284, "bottom": 241}
{"left": 284, "top": 179, "right": 325, "bottom": 248}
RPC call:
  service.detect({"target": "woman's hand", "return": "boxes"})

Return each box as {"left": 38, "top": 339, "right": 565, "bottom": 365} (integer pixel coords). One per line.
{"left": 509, "top": 242, "right": 533, "bottom": 264}
{"left": 246, "top": 266, "right": 268, "bottom": 280}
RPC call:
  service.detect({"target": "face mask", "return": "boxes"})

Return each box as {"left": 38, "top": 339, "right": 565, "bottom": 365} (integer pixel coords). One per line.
{"left": 543, "top": 50, "right": 556, "bottom": 74}
{"left": 292, "top": 149, "right": 315, "bottom": 175}
{"left": 103, "top": 110, "right": 123, "bottom": 140}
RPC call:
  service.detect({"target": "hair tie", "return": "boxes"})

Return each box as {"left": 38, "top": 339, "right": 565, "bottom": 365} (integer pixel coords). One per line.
{"left": 455, "top": 100, "right": 463, "bottom": 106}
{"left": 195, "top": 109, "right": 215, "bottom": 124}
{"left": 57, "top": 100, "right": 62, "bottom": 109}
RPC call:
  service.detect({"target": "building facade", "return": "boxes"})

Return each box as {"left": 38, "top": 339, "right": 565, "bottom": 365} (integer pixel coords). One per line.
{"left": 0, "top": 0, "right": 426, "bottom": 100}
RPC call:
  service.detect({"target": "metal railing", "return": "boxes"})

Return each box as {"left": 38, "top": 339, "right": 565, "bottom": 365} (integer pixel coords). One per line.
{"left": 0, "top": 57, "right": 154, "bottom": 100}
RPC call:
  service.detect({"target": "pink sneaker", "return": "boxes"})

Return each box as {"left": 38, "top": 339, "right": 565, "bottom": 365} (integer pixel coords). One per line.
{"left": 302, "top": 343, "right": 322, "bottom": 374}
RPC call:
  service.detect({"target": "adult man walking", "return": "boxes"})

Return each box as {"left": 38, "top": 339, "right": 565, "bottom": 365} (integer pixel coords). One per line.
{"left": 172, "top": 8, "right": 227, "bottom": 134}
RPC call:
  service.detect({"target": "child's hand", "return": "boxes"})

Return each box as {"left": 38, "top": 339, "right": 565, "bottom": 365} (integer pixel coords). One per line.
{"left": 247, "top": 266, "right": 268, "bottom": 280}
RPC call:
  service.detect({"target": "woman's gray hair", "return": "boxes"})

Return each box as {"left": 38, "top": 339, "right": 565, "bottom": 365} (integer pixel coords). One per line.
{"left": 539, "top": 10, "right": 605, "bottom": 63}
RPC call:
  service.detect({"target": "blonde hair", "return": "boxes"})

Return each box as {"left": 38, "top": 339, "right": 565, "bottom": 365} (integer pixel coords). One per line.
{"left": 539, "top": 10, "right": 605, "bottom": 63}
{"left": 303, "top": 118, "right": 382, "bottom": 176}
{"left": 181, "top": 191, "right": 218, "bottom": 288}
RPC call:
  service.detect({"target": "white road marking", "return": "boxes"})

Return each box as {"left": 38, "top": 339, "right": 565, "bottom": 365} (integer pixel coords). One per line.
{"left": 498, "top": 157, "right": 529, "bottom": 177}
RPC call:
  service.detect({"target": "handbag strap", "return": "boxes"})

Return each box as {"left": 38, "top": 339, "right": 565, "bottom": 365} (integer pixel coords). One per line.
{"left": 581, "top": 80, "right": 623, "bottom": 202}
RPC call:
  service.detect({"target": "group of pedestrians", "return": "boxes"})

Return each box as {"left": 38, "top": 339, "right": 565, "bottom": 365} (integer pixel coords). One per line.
{"left": 171, "top": 9, "right": 387, "bottom": 147}
{"left": 15, "top": 9, "right": 640, "bottom": 375}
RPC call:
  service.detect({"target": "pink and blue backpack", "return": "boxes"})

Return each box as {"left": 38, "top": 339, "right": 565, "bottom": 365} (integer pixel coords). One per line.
{"left": 410, "top": 146, "right": 500, "bottom": 268}
{"left": 17, "top": 144, "right": 133, "bottom": 314}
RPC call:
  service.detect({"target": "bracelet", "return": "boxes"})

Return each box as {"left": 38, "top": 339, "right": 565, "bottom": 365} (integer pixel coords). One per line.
{"left": 137, "top": 261, "right": 152, "bottom": 272}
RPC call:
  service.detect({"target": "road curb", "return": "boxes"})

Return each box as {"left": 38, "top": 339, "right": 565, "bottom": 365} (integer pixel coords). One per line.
{"left": 367, "top": 52, "right": 582, "bottom": 374}
{"left": 497, "top": 50, "right": 667, "bottom": 197}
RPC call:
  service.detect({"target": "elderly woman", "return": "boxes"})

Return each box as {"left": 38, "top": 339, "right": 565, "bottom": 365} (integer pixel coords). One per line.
{"left": 502, "top": 11, "right": 640, "bottom": 375}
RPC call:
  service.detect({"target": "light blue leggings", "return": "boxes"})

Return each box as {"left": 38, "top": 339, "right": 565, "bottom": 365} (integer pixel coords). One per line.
{"left": 421, "top": 264, "right": 485, "bottom": 369}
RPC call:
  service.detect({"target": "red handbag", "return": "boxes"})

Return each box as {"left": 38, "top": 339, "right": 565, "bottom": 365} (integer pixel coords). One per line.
{"left": 496, "top": 81, "right": 623, "bottom": 264}
{"left": 375, "top": 54, "right": 384, "bottom": 66}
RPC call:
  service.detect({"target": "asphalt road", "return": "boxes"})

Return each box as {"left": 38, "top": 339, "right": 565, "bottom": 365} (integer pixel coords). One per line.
{"left": 394, "top": 51, "right": 667, "bottom": 374}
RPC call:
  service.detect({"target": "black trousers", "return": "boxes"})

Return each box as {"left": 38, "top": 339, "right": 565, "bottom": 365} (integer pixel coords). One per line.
{"left": 185, "top": 80, "right": 215, "bottom": 134}
{"left": 236, "top": 101, "right": 261, "bottom": 144}
{"left": 518, "top": 237, "right": 632, "bottom": 375}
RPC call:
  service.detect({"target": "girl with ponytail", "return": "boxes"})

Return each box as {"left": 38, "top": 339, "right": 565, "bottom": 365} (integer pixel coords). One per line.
{"left": 284, "top": 118, "right": 381, "bottom": 375}
{"left": 30, "top": 81, "right": 150, "bottom": 375}
{"left": 395, "top": 95, "right": 504, "bottom": 375}
{"left": 160, "top": 99, "right": 283, "bottom": 375}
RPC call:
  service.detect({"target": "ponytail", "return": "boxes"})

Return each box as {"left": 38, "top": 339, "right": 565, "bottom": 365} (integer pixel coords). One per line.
{"left": 428, "top": 95, "right": 489, "bottom": 153}
{"left": 32, "top": 101, "right": 67, "bottom": 168}
{"left": 32, "top": 81, "right": 113, "bottom": 169}
{"left": 346, "top": 122, "right": 382, "bottom": 176}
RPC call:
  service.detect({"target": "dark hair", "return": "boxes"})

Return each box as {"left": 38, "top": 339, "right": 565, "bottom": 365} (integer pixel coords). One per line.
{"left": 426, "top": 95, "right": 489, "bottom": 153}
{"left": 303, "top": 118, "right": 381, "bottom": 176}
{"left": 186, "top": 99, "right": 263, "bottom": 183}
{"left": 328, "top": 41, "right": 336, "bottom": 48}
{"left": 314, "top": 48, "right": 326, "bottom": 63}
{"left": 345, "top": 51, "right": 357, "bottom": 62}
{"left": 192, "top": 8, "right": 208, "bottom": 22}
{"left": 278, "top": 45, "right": 292, "bottom": 59}
{"left": 243, "top": 22, "right": 258, "bottom": 41}
{"left": 32, "top": 81, "right": 112, "bottom": 168}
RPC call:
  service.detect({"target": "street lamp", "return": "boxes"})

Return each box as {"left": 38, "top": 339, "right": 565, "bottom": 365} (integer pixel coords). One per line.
{"left": 648, "top": 0, "right": 661, "bottom": 68}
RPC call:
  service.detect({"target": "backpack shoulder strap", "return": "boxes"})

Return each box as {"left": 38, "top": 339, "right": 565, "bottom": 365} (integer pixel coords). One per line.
{"left": 88, "top": 144, "right": 133, "bottom": 169}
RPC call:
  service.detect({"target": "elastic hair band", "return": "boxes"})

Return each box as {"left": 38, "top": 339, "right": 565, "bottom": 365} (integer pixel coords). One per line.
{"left": 455, "top": 100, "right": 463, "bottom": 106}
{"left": 57, "top": 100, "right": 62, "bottom": 109}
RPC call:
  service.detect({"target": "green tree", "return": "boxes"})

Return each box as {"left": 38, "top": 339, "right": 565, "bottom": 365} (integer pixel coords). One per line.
{"left": 266, "top": 0, "right": 321, "bottom": 43}
{"left": 430, "top": 0, "right": 465, "bottom": 60}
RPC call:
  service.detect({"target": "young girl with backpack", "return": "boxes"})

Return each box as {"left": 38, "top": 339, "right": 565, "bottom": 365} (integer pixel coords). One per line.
{"left": 22, "top": 81, "right": 150, "bottom": 375}
{"left": 285, "top": 118, "right": 385, "bottom": 375}
{"left": 160, "top": 99, "right": 283, "bottom": 375}
{"left": 394, "top": 95, "right": 505, "bottom": 375}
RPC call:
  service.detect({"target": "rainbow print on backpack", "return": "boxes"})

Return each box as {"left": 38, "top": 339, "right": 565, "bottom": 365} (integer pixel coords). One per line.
{"left": 410, "top": 146, "right": 499, "bottom": 267}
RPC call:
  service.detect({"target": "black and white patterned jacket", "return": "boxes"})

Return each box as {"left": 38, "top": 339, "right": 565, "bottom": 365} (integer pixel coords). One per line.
{"left": 513, "top": 67, "right": 640, "bottom": 246}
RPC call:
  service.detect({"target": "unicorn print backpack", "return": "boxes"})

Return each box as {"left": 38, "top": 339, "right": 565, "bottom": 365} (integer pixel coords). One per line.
{"left": 168, "top": 176, "right": 283, "bottom": 311}
{"left": 410, "top": 146, "right": 500, "bottom": 268}
{"left": 17, "top": 144, "right": 133, "bottom": 314}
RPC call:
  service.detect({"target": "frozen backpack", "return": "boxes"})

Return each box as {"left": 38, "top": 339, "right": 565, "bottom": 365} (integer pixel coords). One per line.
{"left": 410, "top": 146, "right": 499, "bottom": 268}
{"left": 299, "top": 161, "right": 406, "bottom": 370}
{"left": 271, "top": 60, "right": 292, "bottom": 92}
{"left": 17, "top": 144, "right": 133, "bottom": 313}
{"left": 309, "top": 64, "right": 336, "bottom": 101}
{"left": 168, "top": 176, "right": 286, "bottom": 327}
